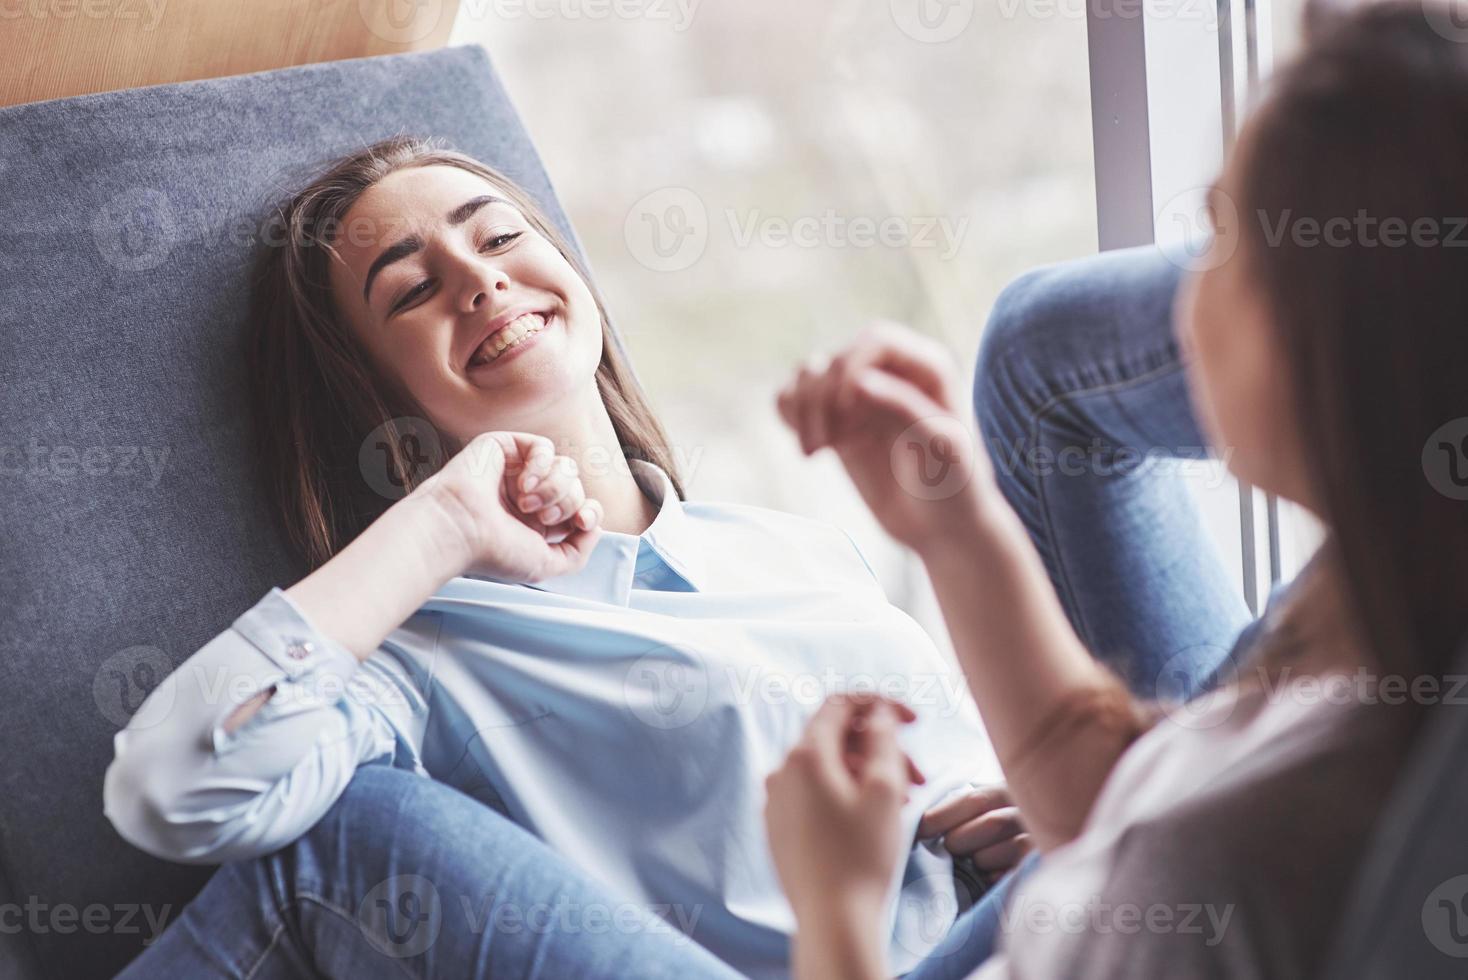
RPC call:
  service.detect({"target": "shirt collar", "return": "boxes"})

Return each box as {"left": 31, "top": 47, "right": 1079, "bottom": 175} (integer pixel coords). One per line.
{"left": 527, "top": 459, "right": 705, "bottom": 605}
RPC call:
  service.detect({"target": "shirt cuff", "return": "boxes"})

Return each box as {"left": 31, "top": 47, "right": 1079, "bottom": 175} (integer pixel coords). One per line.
{"left": 211, "top": 587, "right": 364, "bottom": 753}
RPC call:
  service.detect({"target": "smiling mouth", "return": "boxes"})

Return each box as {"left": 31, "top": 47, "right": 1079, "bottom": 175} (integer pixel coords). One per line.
{"left": 468, "top": 312, "right": 550, "bottom": 368}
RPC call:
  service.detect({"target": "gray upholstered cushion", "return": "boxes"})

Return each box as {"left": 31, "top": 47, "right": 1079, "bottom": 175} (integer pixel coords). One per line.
{"left": 0, "top": 46, "right": 581, "bottom": 978}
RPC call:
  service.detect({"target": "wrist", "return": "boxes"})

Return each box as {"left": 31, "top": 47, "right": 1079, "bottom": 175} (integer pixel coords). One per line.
{"left": 790, "top": 889, "right": 890, "bottom": 980}
{"left": 911, "top": 484, "right": 1018, "bottom": 565}
{"left": 399, "top": 481, "right": 478, "bottom": 582}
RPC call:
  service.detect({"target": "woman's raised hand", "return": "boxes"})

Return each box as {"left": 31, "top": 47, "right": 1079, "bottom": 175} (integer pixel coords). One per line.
{"left": 776, "top": 322, "right": 997, "bottom": 555}
{"left": 412, "top": 431, "right": 603, "bottom": 583}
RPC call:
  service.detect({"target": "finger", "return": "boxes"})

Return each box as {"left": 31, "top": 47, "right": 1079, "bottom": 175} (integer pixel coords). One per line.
{"left": 506, "top": 436, "right": 556, "bottom": 492}
{"left": 970, "top": 832, "right": 1033, "bottom": 874}
{"left": 806, "top": 353, "right": 841, "bottom": 450}
{"left": 519, "top": 455, "right": 577, "bottom": 511}
{"left": 526, "top": 457, "right": 581, "bottom": 521}
{"left": 845, "top": 321, "right": 956, "bottom": 410}
{"left": 540, "top": 479, "right": 586, "bottom": 527}
{"left": 943, "top": 806, "right": 1026, "bottom": 857}
{"left": 573, "top": 497, "right": 603, "bottom": 532}
{"left": 793, "top": 360, "right": 827, "bottom": 455}
{"left": 539, "top": 519, "right": 604, "bottom": 579}
{"left": 855, "top": 705, "right": 912, "bottom": 803}
{"left": 849, "top": 366, "right": 949, "bottom": 429}
{"left": 918, "top": 785, "right": 1014, "bottom": 839}
{"left": 832, "top": 691, "right": 918, "bottom": 723}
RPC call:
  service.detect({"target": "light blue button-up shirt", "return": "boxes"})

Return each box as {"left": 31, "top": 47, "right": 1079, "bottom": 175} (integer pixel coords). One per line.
{"left": 104, "top": 461, "right": 1000, "bottom": 978}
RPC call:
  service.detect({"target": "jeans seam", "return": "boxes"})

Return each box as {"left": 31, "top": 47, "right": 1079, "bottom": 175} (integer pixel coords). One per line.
{"left": 1025, "top": 358, "right": 1191, "bottom": 654}
{"left": 239, "top": 901, "right": 293, "bottom": 980}
{"left": 293, "top": 890, "right": 421, "bottom": 980}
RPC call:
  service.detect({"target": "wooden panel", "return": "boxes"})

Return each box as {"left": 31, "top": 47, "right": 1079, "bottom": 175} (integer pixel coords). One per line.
{"left": 1, "top": 0, "right": 462, "bottom": 107}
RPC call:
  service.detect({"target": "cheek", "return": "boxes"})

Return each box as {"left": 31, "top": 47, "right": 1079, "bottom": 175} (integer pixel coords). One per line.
{"left": 1185, "top": 270, "right": 1288, "bottom": 484}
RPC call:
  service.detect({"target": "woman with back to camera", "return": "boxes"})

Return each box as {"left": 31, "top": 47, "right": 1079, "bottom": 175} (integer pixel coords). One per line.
{"left": 102, "top": 140, "right": 1036, "bottom": 977}
{"left": 766, "top": 2, "right": 1468, "bottom": 977}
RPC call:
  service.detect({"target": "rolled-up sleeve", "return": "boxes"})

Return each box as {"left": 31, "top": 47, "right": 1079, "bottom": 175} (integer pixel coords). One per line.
{"left": 103, "top": 587, "right": 428, "bottom": 865}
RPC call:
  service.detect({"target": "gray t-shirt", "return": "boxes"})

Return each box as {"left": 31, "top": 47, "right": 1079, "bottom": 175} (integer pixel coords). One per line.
{"left": 972, "top": 667, "right": 1415, "bottom": 978}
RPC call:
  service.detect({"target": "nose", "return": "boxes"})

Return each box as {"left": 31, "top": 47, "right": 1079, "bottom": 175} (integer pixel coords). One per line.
{"left": 455, "top": 255, "right": 511, "bottom": 314}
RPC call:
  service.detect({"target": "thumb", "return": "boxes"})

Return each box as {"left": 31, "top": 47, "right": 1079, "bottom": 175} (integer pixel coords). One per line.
{"left": 858, "top": 705, "right": 912, "bottom": 803}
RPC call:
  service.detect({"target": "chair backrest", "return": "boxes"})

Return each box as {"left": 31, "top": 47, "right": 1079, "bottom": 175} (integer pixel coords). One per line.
{"left": 1323, "top": 647, "right": 1468, "bottom": 977}
{"left": 0, "top": 45, "right": 584, "bottom": 978}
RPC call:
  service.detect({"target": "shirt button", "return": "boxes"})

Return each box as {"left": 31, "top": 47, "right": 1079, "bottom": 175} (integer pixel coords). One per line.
{"left": 285, "top": 639, "right": 316, "bottom": 661}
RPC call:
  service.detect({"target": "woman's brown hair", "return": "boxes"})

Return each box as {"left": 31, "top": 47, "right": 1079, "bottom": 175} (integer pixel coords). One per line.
{"left": 248, "top": 136, "right": 683, "bottom": 571}
{"left": 1234, "top": 1, "right": 1468, "bottom": 693}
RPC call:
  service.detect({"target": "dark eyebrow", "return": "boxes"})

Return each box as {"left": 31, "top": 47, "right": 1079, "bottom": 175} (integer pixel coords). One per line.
{"left": 363, "top": 236, "right": 423, "bottom": 305}
{"left": 361, "top": 196, "right": 505, "bottom": 305}
{"left": 447, "top": 195, "right": 502, "bottom": 226}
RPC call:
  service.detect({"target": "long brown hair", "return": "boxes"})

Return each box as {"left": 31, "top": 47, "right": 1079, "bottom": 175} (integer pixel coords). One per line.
{"left": 1234, "top": 2, "right": 1468, "bottom": 693}
{"left": 248, "top": 136, "right": 683, "bottom": 571}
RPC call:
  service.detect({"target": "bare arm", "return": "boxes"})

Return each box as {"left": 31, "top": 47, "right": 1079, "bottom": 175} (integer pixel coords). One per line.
{"left": 779, "top": 325, "right": 1153, "bottom": 850}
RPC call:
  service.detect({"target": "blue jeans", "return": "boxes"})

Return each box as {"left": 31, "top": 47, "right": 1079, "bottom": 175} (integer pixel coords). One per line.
{"left": 118, "top": 246, "right": 1252, "bottom": 978}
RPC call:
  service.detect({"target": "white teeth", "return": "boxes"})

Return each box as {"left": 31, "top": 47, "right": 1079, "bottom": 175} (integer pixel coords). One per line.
{"left": 470, "top": 313, "right": 547, "bottom": 367}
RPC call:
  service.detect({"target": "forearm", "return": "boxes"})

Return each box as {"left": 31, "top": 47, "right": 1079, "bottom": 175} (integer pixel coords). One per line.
{"left": 286, "top": 484, "right": 471, "bottom": 660}
{"left": 219, "top": 487, "right": 468, "bottom": 736}
{"left": 919, "top": 495, "right": 1153, "bottom": 849}
{"left": 791, "top": 899, "right": 889, "bottom": 980}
